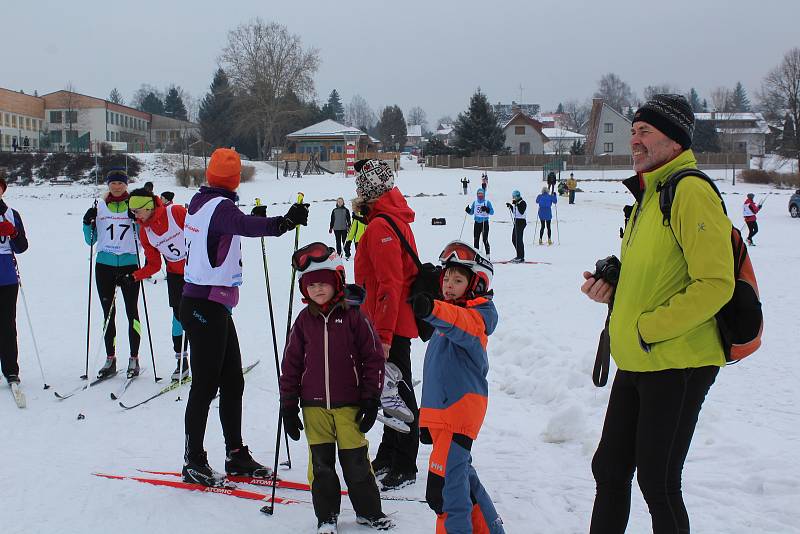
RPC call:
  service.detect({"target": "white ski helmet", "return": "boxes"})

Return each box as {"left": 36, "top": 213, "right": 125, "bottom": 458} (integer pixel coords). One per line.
{"left": 438, "top": 240, "right": 493, "bottom": 295}
{"left": 293, "top": 242, "right": 346, "bottom": 289}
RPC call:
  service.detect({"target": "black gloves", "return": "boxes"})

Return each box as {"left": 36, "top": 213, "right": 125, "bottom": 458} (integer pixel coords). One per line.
{"left": 281, "top": 405, "right": 304, "bottom": 441}
{"left": 115, "top": 274, "right": 137, "bottom": 287}
{"left": 410, "top": 293, "right": 434, "bottom": 318}
{"left": 420, "top": 426, "right": 433, "bottom": 445}
{"left": 506, "top": 202, "right": 513, "bottom": 209}
{"left": 281, "top": 203, "right": 310, "bottom": 232}
{"left": 83, "top": 207, "right": 97, "bottom": 226}
{"left": 355, "top": 398, "right": 380, "bottom": 434}
{"left": 465, "top": 206, "right": 471, "bottom": 214}
{"left": 250, "top": 205, "right": 268, "bottom": 217}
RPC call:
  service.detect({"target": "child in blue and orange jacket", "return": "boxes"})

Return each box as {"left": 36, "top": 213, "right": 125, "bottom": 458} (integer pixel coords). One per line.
{"left": 409, "top": 240, "right": 505, "bottom": 534}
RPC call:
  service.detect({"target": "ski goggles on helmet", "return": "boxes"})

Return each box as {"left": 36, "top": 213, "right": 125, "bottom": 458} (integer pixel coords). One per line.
{"left": 292, "top": 242, "right": 335, "bottom": 272}
{"left": 439, "top": 241, "right": 480, "bottom": 264}
{"left": 128, "top": 195, "right": 155, "bottom": 211}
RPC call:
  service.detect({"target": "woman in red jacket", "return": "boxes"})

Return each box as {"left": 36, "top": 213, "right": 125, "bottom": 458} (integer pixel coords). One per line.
{"left": 743, "top": 193, "right": 761, "bottom": 246}
{"left": 124, "top": 188, "right": 189, "bottom": 380}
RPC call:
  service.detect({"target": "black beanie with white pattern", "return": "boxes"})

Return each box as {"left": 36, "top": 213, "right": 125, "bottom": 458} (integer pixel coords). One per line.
{"left": 354, "top": 159, "right": 395, "bottom": 201}
{"left": 633, "top": 94, "right": 695, "bottom": 149}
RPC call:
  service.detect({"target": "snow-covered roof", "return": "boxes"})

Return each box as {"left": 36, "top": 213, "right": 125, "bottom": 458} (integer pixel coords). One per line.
{"left": 694, "top": 112, "right": 764, "bottom": 121}
{"left": 287, "top": 119, "right": 366, "bottom": 138}
{"left": 695, "top": 112, "right": 769, "bottom": 134}
{"left": 542, "top": 128, "right": 584, "bottom": 140}
{"left": 407, "top": 124, "right": 423, "bottom": 137}
{"left": 435, "top": 126, "right": 454, "bottom": 136}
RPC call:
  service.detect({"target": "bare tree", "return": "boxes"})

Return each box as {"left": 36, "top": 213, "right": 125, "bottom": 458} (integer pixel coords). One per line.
{"left": 710, "top": 86, "right": 733, "bottom": 113}
{"left": 344, "top": 94, "right": 376, "bottom": 130}
{"left": 407, "top": 106, "right": 427, "bottom": 131}
{"left": 594, "top": 73, "right": 635, "bottom": 113}
{"left": 762, "top": 47, "right": 800, "bottom": 168}
{"left": 643, "top": 83, "right": 682, "bottom": 101}
{"left": 219, "top": 18, "right": 320, "bottom": 159}
{"left": 63, "top": 82, "right": 85, "bottom": 152}
{"left": 561, "top": 99, "right": 591, "bottom": 133}
{"left": 130, "top": 84, "right": 165, "bottom": 110}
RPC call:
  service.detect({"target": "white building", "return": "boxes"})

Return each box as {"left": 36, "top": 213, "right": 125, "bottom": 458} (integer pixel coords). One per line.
{"left": 502, "top": 112, "right": 549, "bottom": 155}
{"left": 543, "top": 128, "right": 585, "bottom": 155}
{"left": 583, "top": 98, "right": 632, "bottom": 156}
{"left": 694, "top": 112, "right": 769, "bottom": 159}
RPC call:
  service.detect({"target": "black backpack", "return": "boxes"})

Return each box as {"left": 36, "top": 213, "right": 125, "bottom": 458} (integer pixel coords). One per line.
{"left": 657, "top": 169, "right": 763, "bottom": 362}
{"left": 374, "top": 214, "right": 441, "bottom": 342}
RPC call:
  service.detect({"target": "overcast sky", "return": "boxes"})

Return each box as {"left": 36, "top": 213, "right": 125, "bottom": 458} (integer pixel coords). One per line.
{"left": 3, "top": 0, "right": 798, "bottom": 126}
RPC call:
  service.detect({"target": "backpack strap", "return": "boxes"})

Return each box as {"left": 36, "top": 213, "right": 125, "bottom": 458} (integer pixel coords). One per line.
{"left": 374, "top": 214, "right": 423, "bottom": 271}
{"left": 657, "top": 168, "right": 726, "bottom": 227}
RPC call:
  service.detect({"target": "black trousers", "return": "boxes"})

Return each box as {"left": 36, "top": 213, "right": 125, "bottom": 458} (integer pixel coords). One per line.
{"left": 473, "top": 221, "right": 490, "bottom": 254}
{"left": 166, "top": 273, "right": 188, "bottom": 353}
{"left": 539, "top": 219, "right": 552, "bottom": 239}
{"left": 746, "top": 220, "right": 758, "bottom": 242}
{"left": 512, "top": 219, "right": 526, "bottom": 259}
{"left": 569, "top": 190, "right": 576, "bottom": 204}
{"left": 95, "top": 263, "right": 140, "bottom": 358}
{"left": 590, "top": 366, "right": 719, "bottom": 534}
{"left": 374, "top": 336, "right": 419, "bottom": 473}
{"left": 0, "top": 283, "right": 19, "bottom": 378}
{"left": 333, "top": 230, "right": 347, "bottom": 256}
{"left": 311, "top": 442, "right": 382, "bottom": 522}
{"left": 181, "top": 297, "right": 245, "bottom": 455}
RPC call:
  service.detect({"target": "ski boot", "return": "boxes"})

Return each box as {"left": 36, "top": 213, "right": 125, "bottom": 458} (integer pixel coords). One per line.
{"left": 548, "top": 239, "right": 553, "bottom": 246}
{"left": 376, "top": 413, "right": 410, "bottom": 433}
{"left": 356, "top": 514, "right": 396, "bottom": 530}
{"left": 171, "top": 352, "right": 190, "bottom": 381}
{"left": 539, "top": 239, "right": 544, "bottom": 245}
{"left": 372, "top": 459, "right": 391, "bottom": 480}
{"left": 225, "top": 445, "right": 273, "bottom": 478}
{"left": 380, "top": 470, "right": 416, "bottom": 491}
{"left": 317, "top": 515, "right": 338, "bottom": 533}
{"left": 380, "top": 362, "right": 414, "bottom": 423}
{"left": 126, "top": 356, "right": 140, "bottom": 379}
{"left": 97, "top": 356, "right": 116, "bottom": 379}
{"left": 509, "top": 257, "right": 523, "bottom": 264}
{"left": 5, "top": 374, "right": 20, "bottom": 385}
{"left": 182, "top": 450, "right": 226, "bottom": 487}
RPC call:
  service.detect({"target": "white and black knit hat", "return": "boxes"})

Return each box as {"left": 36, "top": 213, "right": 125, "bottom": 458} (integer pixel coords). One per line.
{"left": 633, "top": 94, "right": 695, "bottom": 149}
{"left": 354, "top": 159, "right": 395, "bottom": 201}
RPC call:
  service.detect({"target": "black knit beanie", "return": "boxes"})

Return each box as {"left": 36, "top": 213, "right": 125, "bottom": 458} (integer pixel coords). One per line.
{"left": 632, "top": 94, "right": 694, "bottom": 149}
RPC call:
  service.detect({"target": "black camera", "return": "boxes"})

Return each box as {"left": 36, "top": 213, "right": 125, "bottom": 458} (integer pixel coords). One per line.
{"left": 592, "top": 255, "right": 621, "bottom": 285}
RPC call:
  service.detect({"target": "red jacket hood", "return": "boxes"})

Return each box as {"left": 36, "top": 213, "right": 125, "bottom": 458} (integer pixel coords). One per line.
{"left": 367, "top": 187, "right": 415, "bottom": 225}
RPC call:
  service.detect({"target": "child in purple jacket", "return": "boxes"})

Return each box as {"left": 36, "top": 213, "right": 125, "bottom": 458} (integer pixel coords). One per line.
{"left": 279, "top": 242, "right": 394, "bottom": 532}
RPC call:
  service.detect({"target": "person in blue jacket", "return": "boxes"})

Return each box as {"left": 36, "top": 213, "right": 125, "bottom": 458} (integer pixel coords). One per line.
{"left": 465, "top": 189, "right": 494, "bottom": 257}
{"left": 0, "top": 178, "right": 29, "bottom": 385}
{"left": 535, "top": 186, "right": 557, "bottom": 245}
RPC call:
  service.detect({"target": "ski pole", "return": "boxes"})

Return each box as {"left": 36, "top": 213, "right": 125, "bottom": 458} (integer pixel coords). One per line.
{"left": 554, "top": 202, "right": 561, "bottom": 245}
{"left": 532, "top": 217, "right": 538, "bottom": 246}
{"left": 508, "top": 205, "right": 517, "bottom": 258}
{"left": 175, "top": 331, "right": 188, "bottom": 402}
{"left": 133, "top": 233, "right": 161, "bottom": 383}
{"left": 255, "top": 198, "right": 291, "bottom": 461}
{"left": 11, "top": 253, "right": 49, "bottom": 389}
{"left": 458, "top": 211, "right": 468, "bottom": 240}
{"left": 84, "top": 199, "right": 98, "bottom": 380}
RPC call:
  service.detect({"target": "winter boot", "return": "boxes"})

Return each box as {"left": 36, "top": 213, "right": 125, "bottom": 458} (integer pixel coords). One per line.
{"left": 372, "top": 459, "right": 391, "bottom": 480}
{"left": 182, "top": 450, "right": 226, "bottom": 487}
{"left": 97, "top": 356, "right": 116, "bottom": 379}
{"left": 548, "top": 239, "right": 553, "bottom": 245}
{"left": 171, "top": 352, "right": 190, "bottom": 381}
{"left": 126, "top": 357, "right": 140, "bottom": 379}
{"left": 380, "top": 470, "right": 416, "bottom": 491}
{"left": 317, "top": 515, "right": 338, "bottom": 534}
{"left": 539, "top": 239, "right": 544, "bottom": 245}
{"left": 5, "top": 374, "right": 20, "bottom": 385}
{"left": 225, "top": 445, "right": 272, "bottom": 478}
{"left": 509, "top": 258, "right": 523, "bottom": 264}
{"left": 380, "top": 362, "right": 414, "bottom": 423}
{"left": 356, "top": 514, "right": 396, "bottom": 530}
{"left": 376, "top": 413, "right": 410, "bottom": 433}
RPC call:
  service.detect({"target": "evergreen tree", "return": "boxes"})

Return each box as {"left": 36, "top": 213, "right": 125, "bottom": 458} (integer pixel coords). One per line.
{"left": 376, "top": 105, "right": 407, "bottom": 151}
{"left": 453, "top": 89, "right": 506, "bottom": 156}
{"left": 321, "top": 89, "right": 345, "bottom": 122}
{"left": 783, "top": 114, "right": 796, "bottom": 156}
{"left": 164, "top": 86, "right": 188, "bottom": 120}
{"left": 687, "top": 88, "right": 703, "bottom": 112}
{"left": 140, "top": 92, "right": 165, "bottom": 115}
{"left": 423, "top": 137, "right": 456, "bottom": 156}
{"left": 731, "top": 82, "right": 751, "bottom": 112}
{"left": 556, "top": 102, "right": 564, "bottom": 114}
{"left": 692, "top": 119, "right": 721, "bottom": 153}
{"left": 108, "top": 88, "right": 124, "bottom": 105}
{"left": 702, "top": 98, "right": 709, "bottom": 112}
{"left": 199, "top": 69, "right": 234, "bottom": 148}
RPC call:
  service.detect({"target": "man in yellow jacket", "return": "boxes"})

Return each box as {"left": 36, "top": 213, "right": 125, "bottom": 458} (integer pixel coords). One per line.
{"left": 580, "top": 94, "right": 734, "bottom": 534}
{"left": 566, "top": 174, "right": 577, "bottom": 204}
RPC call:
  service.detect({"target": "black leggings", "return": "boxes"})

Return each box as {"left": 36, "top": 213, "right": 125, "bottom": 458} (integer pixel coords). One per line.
{"left": 746, "top": 220, "right": 758, "bottom": 241}
{"left": 333, "top": 230, "right": 347, "bottom": 256}
{"left": 473, "top": 221, "right": 490, "bottom": 254}
{"left": 181, "top": 297, "right": 245, "bottom": 455}
{"left": 590, "top": 366, "right": 719, "bottom": 534}
{"left": 374, "top": 336, "right": 419, "bottom": 473}
{"left": 0, "top": 283, "right": 19, "bottom": 377}
{"left": 166, "top": 273, "right": 188, "bottom": 353}
{"left": 539, "top": 219, "right": 552, "bottom": 239}
{"left": 512, "top": 219, "right": 526, "bottom": 259}
{"left": 95, "top": 263, "right": 140, "bottom": 358}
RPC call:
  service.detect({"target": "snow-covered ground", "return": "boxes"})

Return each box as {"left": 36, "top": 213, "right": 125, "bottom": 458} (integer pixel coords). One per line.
{"left": 2, "top": 154, "right": 798, "bottom": 533}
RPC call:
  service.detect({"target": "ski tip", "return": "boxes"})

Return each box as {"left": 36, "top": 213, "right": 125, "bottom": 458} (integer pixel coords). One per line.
{"left": 110, "top": 392, "right": 118, "bottom": 400}
{"left": 43, "top": 384, "right": 50, "bottom": 390}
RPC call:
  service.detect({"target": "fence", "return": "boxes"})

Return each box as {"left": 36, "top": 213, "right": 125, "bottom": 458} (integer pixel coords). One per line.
{"left": 425, "top": 152, "right": 748, "bottom": 171}
{"left": 279, "top": 151, "right": 401, "bottom": 162}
